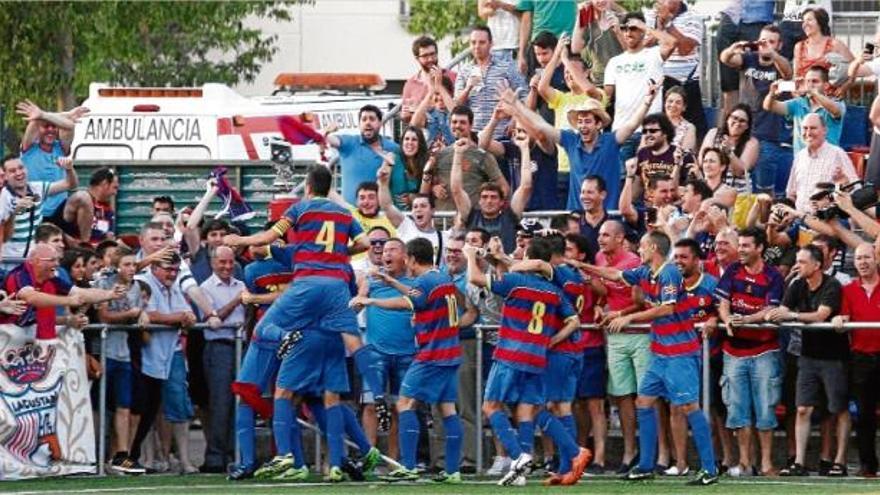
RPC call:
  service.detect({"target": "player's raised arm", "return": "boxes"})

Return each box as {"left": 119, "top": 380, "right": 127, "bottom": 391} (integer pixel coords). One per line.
{"left": 223, "top": 221, "right": 284, "bottom": 248}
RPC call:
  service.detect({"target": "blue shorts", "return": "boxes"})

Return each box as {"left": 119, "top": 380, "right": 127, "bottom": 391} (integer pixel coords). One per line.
{"left": 638, "top": 355, "right": 701, "bottom": 406}
{"left": 399, "top": 361, "right": 459, "bottom": 404}
{"left": 255, "top": 277, "right": 359, "bottom": 340}
{"left": 276, "top": 330, "right": 349, "bottom": 395}
{"left": 161, "top": 351, "right": 194, "bottom": 422}
{"left": 106, "top": 358, "right": 132, "bottom": 409}
{"left": 484, "top": 362, "right": 545, "bottom": 405}
{"left": 577, "top": 347, "right": 607, "bottom": 399}
{"left": 361, "top": 351, "right": 414, "bottom": 403}
{"left": 543, "top": 352, "right": 582, "bottom": 403}
{"left": 237, "top": 340, "right": 281, "bottom": 394}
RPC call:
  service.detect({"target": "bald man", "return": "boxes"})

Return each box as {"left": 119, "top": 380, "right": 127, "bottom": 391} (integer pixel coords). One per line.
{"left": 199, "top": 244, "right": 246, "bottom": 472}
{"left": 0, "top": 243, "right": 122, "bottom": 339}
{"left": 833, "top": 243, "right": 880, "bottom": 476}
{"left": 785, "top": 113, "right": 857, "bottom": 213}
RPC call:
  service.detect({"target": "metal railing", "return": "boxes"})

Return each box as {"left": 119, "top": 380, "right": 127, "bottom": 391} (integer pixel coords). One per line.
{"left": 59, "top": 318, "right": 880, "bottom": 477}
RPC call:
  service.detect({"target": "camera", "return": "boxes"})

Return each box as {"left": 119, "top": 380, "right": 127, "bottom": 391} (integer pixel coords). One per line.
{"left": 866, "top": 42, "right": 876, "bottom": 55}
{"left": 811, "top": 181, "right": 878, "bottom": 221}
{"left": 744, "top": 41, "right": 760, "bottom": 51}
{"left": 645, "top": 207, "right": 658, "bottom": 225}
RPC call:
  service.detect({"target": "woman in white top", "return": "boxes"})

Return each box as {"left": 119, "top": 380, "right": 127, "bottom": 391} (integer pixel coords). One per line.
{"left": 664, "top": 86, "right": 696, "bottom": 152}
{"left": 700, "top": 103, "right": 759, "bottom": 194}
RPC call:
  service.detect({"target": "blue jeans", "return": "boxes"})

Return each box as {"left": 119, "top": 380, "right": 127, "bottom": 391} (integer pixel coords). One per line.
{"left": 203, "top": 341, "right": 236, "bottom": 467}
{"left": 361, "top": 351, "right": 414, "bottom": 402}
{"left": 722, "top": 351, "right": 783, "bottom": 430}
{"left": 753, "top": 140, "right": 793, "bottom": 195}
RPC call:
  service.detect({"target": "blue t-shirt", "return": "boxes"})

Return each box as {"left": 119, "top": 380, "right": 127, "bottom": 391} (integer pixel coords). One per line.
{"left": 337, "top": 134, "right": 407, "bottom": 205}
{"left": 21, "top": 140, "right": 67, "bottom": 216}
{"left": 501, "top": 141, "right": 558, "bottom": 211}
{"left": 740, "top": 52, "right": 787, "bottom": 144}
{"left": 785, "top": 97, "right": 846, "bottom": 154}
{"left": 366, "top": 274, "right": 417, "bottom": 356}
{"left": 560, "top": 130, "right": 621, "bottom": 211}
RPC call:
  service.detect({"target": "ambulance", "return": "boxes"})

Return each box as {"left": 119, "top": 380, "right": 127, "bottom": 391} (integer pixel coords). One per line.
{"left": 70, "top": 73, "right": 400, "bottom": 163}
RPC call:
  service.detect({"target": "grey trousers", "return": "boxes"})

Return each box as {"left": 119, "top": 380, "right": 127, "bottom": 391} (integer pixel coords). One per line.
{"left": 203, "top": 340, "right": 236, "bottom": 468}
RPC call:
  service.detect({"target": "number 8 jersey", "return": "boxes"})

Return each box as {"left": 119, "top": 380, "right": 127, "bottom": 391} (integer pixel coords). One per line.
{"left": 405, "top": 269, "right": 462, "bottom": 366}
{"left": 272, "top": 197, "right": 364, "bottom": 283}
{"left": 489, "top": 272, "right": 578, "bottom": 374}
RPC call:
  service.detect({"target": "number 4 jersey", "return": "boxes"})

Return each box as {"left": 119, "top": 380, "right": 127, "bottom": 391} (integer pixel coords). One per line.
{"left": 489, "top": 272, "right": 579, "bottom": 374}
{"left": 405, "top": 269, "right": 462, "bottom": 366}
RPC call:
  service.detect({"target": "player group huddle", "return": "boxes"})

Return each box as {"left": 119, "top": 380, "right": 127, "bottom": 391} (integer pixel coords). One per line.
{"left": 223, "top": 165, "right": 718, "bottom": 487}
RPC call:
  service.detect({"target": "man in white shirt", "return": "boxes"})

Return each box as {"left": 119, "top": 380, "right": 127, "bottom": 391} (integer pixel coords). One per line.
{"left": 198, "top": 246, "right": 245, "bottom": 472}
{"left": 378, "top": 166, "right": 445, "bottom": 265}
{"left": 786, "top": 113, "right": 858, "bottom": 213}
{"left": 604, "top": 13, "right": 676, "bottom": 166}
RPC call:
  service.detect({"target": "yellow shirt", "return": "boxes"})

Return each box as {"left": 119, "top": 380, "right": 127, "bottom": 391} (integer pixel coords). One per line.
{"left": 547, "top": 89, "right": 608, "bottom": 173}
{"left": 349, "top": 206, "right": 396, "bottom": 262}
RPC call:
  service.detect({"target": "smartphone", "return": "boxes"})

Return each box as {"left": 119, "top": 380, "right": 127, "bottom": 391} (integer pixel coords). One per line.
{"left": 645, "top": 207, "right": 658, "bottom": 225}
{"left": 777, "top": 80, "right": 796, "bottom": 93}
{"left": 866, "top": 43, "right": 876, "bottom": 55}
{"left": 744, "top": 41, "right": 760, "bottom": 50}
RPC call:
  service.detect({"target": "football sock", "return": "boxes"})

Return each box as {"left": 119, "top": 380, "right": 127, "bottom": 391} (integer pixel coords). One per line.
{"left": 235, "top": 404, "right": 256, "bottom": 468}
{"left": 326, "top": 404, "right": 345, "bottom": 468}
{"left": 636, "top": 407, "right": 658, "bottom": 473}
{"left": 687, "top": 410, "right": 718, "bottom": 475}
{"left": 443, "top": 414, "right": 463, "bottom": 474}
{"left": 399, "top": 409, "right": 420, "bottom": 470}
{"left": 489, "top": 411, "right": 522, "bottom": 459}
{"left": 272, "top": 398, "right": 293, "bottom": 456}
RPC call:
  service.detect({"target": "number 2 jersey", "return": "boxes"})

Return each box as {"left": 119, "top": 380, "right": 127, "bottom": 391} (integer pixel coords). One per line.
{"left": 404, "top": 269, "right": 461, "bottom": 366}
{"left": 272, "top": 197, "right": 364, "bottom": 283}
{"left": 489, "top": 272, "right": 579, "bottom": 374}
{"left": 621, "top": 262, "right": 699, "bottom": 358}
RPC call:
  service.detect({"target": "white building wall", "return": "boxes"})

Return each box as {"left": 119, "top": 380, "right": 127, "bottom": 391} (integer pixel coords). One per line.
{"left": 234, "top": 0, "right": 455, "bottom": 96}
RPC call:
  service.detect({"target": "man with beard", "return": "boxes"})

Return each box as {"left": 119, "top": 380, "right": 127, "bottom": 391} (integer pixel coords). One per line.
{"left": 15, "top": 99, "right": 89, "bottom": 216}
{"left": 619, "top": 170, "right": 677, "bottom": 237}
{"left": 402, "top": 36, "right": 457, "bottom": 123}
{"left": 331, "top": 180, "right": 397, "bottom": 263}
{"left": 426, "top": 105, "right": 509, "bottom": 211}
{"left": 326, "top": 105, "right": 407, "bottom": 206}
{"left": 518, "top": 79, "right": 657, "bottom": 211}
{"left": 633, "top": 113, "right": 696, "bottom": 198}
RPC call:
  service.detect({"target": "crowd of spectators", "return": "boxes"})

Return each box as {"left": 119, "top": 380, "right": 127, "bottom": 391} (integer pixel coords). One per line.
{"left": 3, "top": 0, "right": 880, "bottom": 481}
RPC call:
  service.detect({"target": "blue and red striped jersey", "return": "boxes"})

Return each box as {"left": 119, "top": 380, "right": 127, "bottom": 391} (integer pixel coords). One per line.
{"left": 551, "top": 264, "right": 598, "bottom": 353}
{"left": 715, "top": 261, "right": 784, "bottom": 357}
{"left": 622, "top": 263, "right": 699, "bottom": 358}
{"left": 276, "top": 198, "right": 364, "bottom": 282}
{"left": 405, "top": 270, "right": 462, "bottom": 366}
{"left": 677, "top": 272, "right": 720, "bottom": 355}
{"left": 490, "top": 272, "right": 578, "bottom": 374}
{"left": 1, "top": 262, "right": 72, "bottom": 339}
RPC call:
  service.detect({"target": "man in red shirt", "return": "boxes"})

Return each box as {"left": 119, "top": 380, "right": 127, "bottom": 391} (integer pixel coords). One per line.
{"left": 833, "top": 243, "right": 880, "bottom": 477}
{"left": 704, "top": 227, "right": 738, "bottom": 278}
{"left": 592, "top": 220, "right": 643, "bottom": 472}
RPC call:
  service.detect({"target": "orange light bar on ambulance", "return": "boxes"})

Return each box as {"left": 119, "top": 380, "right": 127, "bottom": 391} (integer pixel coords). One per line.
{"left": 97, "top": 88, "right": 204, "bottom": 97}
{"left": 273, "top": 73, "right": 386, "bottom": 92}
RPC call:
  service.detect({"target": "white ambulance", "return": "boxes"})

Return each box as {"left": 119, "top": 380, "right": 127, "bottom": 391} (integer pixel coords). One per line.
{"left": 70, "top": 73, "right": 400, "bottom": 162}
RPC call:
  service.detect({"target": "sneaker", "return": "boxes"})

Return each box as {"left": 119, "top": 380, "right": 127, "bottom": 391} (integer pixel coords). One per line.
{"left": 254, "top": 454, "right": 295, "bottom": 479}
{"left": 511, "top": 474, "right": 527, "bottom": 486}
{"left": 663, "top": 465, "right": 690, "bottom": 476}
{"left": 276, "top": 330, "right": 303, "bottom": 359}
{"left": 686, "top": 469, "right": 719, "bottom": 486}
{"left": 542, "top": 456, "right": 556, "bottom": 474}
{"left": 498, "top": 453, "right": 533, "bottom": 486}
{"left": 432, "top": 471, "right": 462, "bottom": 484}
{"left": 583, "top": 463, "right": 605, "bottom": 476}
{"left": 818, "top": 459, "right": 833, "bottom": 476}
{"left": 616, "top": 453, "right": 640, "bottom": 474}
{"left": 621, "top": 467, "right": 655, "bottom": 481}
{"left": 325, "top": 466, "right": 346, "bottom": 482}
{"left": 380, "top": 467, "right": 420, "bottom": 482}
{"left": 362, "top": 446, "right": 382, "bottom": 475}
{"left": 561, "top": 448, "right": 592, "bottom": 485}
{"left": 340, "top": 457, "right": 365, "bottom": 481}
{"left": 779, "top": 462, "right": 808, "bottom": 477}
{"left": 227, "top": 463, "right": 257, "bottom": 481}
{"left": 276, "top": 465, "right": 309, "bottom": 481}
{"left": 110, "top": 456, "right": 146, "bottom": 475}
{"left": 487, "top": 456, "right": 512, "bottom": 476}
{"left": 374, "top": 398, "right": 392, "bottom": 433}
{"left": 180, "top": 463, "right": 200, "bottom": 475}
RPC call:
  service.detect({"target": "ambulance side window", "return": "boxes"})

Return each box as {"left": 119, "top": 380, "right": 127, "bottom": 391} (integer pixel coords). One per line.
{"left": 149, "top": 146, "right": 211, "bottom": 160}
{"left": 72, "top": 145, "right": 134, "bottom": 160}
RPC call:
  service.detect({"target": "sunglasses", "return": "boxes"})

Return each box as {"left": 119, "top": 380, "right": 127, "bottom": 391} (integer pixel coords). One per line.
{"left": 643, "top": 128, "right": 662, "bottom": 134}
{"left": 370, "top": 239, "right": 388, "bottom": 247}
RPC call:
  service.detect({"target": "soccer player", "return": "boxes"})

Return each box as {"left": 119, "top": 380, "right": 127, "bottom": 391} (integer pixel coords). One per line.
{"left": 352, "top": 238, "right": 464, "bottom": 484}
{"left": 223, "top": 165, "right": 386, "bottom": 481}
{"left": 577, "top": 231, "right": 719, "bottom": 486}
{"left": 468, "top": 237, "right": 590, "bottom": 487}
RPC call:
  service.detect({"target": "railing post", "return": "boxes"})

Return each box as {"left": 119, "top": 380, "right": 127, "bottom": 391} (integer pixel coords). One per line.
{"left": 475, "top": 325, "right": 484, "bottom": 476}
{"left": 98, "top": 326, "right": 108, "bottom": 476}
{"left": 234, "top": 325, "right": 243, "bottom": 466}
{"left": 701, "top": 331, "right": 710, "bottom": 421}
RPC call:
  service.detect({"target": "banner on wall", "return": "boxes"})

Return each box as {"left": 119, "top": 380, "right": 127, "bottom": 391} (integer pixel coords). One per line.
{"left": 0, "top": 325, "right": 95, "bottom": 480}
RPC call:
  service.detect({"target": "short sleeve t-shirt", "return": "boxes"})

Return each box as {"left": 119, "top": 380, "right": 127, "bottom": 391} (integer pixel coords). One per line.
{"left": 784, "top": 96, "right": 846, "bottom": 154}
{"left": 516, "top": 0, "right": 577, "bottom": 39}
{"left": 559, "top": 130, "right": 621, "bottom": 211}
{"left": 635, "top": 144, "right": 694, "bottom": 185}
{"left": 336, "top": 134, "right": 406, "bottom": 205}
{"left": 548, "top": 91, "right": 602, "bottom": 173}
{"left": 604, "top": 46, "right": 665, "bottom": 131}
{"left": 644, "top": 4, "right": 703, "bottom": 81}
{"left": 783, "top": 274, "right": 845, "bottom": 360}
{"left": 740, "top": 52, "right": 787, "bottom": 143}
{"left": 433, "top": 145, "right": 504, "bottom": 211}
{"left": 715, "top": 261, "right": 785, "bottom": 357}
{"left": 20, "top": 140, "right": 67, "bottom": 216}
